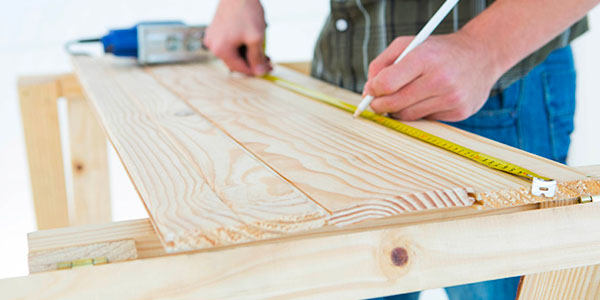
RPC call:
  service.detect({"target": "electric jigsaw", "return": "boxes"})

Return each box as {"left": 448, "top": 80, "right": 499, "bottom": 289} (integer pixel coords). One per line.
{"left": 67, "top": 21, "right": 211, "bottom": 64}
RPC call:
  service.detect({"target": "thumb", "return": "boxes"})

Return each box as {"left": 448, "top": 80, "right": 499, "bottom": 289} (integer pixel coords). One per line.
{"left": 246, "top": 39, "right": 269, "bottom": 76}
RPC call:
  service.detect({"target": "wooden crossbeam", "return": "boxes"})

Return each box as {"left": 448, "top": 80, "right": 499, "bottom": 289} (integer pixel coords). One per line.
{"left": 25, "top": 203, "right": 539, "bottom": 274}
{"left": 28, "top": 218, "right": 165, "bottom": 261}
{"left": 4, "top": 202, "right": 600, "bottom": 299}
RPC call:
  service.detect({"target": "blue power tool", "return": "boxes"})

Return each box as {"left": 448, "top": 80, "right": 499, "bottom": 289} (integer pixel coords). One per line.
{"left": 66, "top": 21, "right": 209, "bottom": 64}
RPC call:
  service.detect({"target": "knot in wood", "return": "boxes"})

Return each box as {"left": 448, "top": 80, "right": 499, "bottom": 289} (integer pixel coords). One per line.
{"left": 390, "top": 247, "right": 408, "bottom": 267}
{"left": 73, "top": 162, "right": 85, "bottom": 173}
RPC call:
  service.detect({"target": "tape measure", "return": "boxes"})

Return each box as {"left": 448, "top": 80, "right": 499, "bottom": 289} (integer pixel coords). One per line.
{"left": 262, "top": 74, "right": 557, "bottom": 197}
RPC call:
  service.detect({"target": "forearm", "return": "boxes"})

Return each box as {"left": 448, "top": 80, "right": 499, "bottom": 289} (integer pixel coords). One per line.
{"left": 460, "top": 0, "right": 599, "bottom": 78}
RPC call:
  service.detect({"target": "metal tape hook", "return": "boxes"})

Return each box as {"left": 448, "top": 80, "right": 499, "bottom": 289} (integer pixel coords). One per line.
{"left": 531, "top": 177, "right": 557, "bottom": 197}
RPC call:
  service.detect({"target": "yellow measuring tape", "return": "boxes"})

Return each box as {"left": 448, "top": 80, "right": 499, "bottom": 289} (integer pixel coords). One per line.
{"left": 262, "top": 74, "right": 552, "bottom": 183}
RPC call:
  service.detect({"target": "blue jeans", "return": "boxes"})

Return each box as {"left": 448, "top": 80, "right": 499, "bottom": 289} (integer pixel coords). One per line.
{"left": 372, "top": 46, "right": 576, "bottom": 300}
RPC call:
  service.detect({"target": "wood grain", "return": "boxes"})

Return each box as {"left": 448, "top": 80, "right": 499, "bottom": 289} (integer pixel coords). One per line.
{"left": 28, "top": 218, "right": 164, "bottom": 260}
{"left": 266, "top": 66, "right": 598, "bottom": 208}
{"left": 28, "top": 239, "right": 137, "bottom": 273}
{"left": 63, "top": 75, "right": 111, "bottom": 225}
{"left": 577, "top": 164, "right": 600, "bottom": 177}
{"left": 6, "top": 202, "right": 600, "bottom": 300}
{"left": 519, "top": 266, "right": 600, "bottom": 300}
{"left": 150, "top": 64, "right": 485, "bottom": 218}
{"left": 72, "top": 57, "right": 327, "bottom": 252}
{"left": 517, "top": 164, "right": 600, "bottom": 300}
{"left": 278, "top": 61, "right": 311, "bottom": 75}
{"left": 72, "top": 56, "right": 598, "bottom": 252}
{"left": 30, "top": 164, "right": 595, "bottom": 274}
{"left": 26, "top": 203, "right": 540, "bottom": 273}
{"left": 148, "top": 62, "right": 596, "bottom": 215}
{"left": 18, "top": 76, "right": 69, "bottom": 229}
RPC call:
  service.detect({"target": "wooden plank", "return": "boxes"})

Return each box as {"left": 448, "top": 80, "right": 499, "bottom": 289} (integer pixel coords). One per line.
{"left": 518, "top": 266, "right": 600, "bottom": 300}
{"left": 72, "top": 57, "right": 327, "bottom": 252}
{"left": 517, "top": 164, "right": 600, "bottom": 300}
{"left": 62, "top": 75, "right": 111, "bottom": 225}
{"left": 265, "top": 66, "right": 599, "bottom": 207}
{"left": 25, "top": 203, "right": 540, "bottom": 272}
{"left": 150, "top": 63, "right": 482, "bottom": 219}
{"left": 18, "top": 76, "right": 69, "bottom": 229}
{"left": 28, "top": 239, "right": 137, "bottom": 273}
{"left": 576, "top": 164, "right": 600, "bottom": 177}
{"left": 278, "top": 61, "right": 311, "bottom": 75}
{"left": 148, "top": 61, "right": 598, "bottom": 217}
{"left": 28, "top": 218, "right": 164, "bottom": 260}
{"left": 71, "top": 56, "right": 599, "bottom": 252}
{"left": 5, "top": 202, "right": 600, "bottom": 299}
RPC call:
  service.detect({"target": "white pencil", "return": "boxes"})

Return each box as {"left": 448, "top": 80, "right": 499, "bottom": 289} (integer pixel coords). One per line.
{"left": 353, "top": 0, "right": 460, "bottom": 118}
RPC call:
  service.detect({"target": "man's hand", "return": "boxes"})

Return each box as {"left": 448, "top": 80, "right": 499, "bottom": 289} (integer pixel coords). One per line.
{"left": 363, "top": 32, "right": 502, "bottom": 122}
{"left": 204, "top": 0, "right": 271, "bottom": 76}
{"left": 363, "top": 0, "right": 599, "bottom": 122}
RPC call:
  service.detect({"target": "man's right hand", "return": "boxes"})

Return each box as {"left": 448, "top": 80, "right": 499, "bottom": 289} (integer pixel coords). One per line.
{"left": 204, "top": 0, "right": 271, "bottom": 76}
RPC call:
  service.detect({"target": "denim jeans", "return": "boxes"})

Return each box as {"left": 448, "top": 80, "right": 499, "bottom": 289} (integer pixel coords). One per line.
{"left": 371, "top": 46, "right": 576, "bottom": 300}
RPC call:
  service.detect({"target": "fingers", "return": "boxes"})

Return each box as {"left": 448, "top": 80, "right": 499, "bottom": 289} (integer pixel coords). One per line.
{"left": 370, "top": 75, "right": 434, "bottom": 114}
{"left": 204, "top": 31, "right": 269, "bottom": 76}
{"left": 425, "top": 107, "right": 473, "bottom": 122}
{"left": 363, "top": 34, "right": 494, "bottom": 122}
{"left": 245, "top": 39, "right": 271, "bottom": 76}
{"left": 389, "top": 97, "right": 445, "bottom": 121}
{"left": 363, "top": 56, "right": 425, "bottom": 100}
{"left": 389, "top": 96, "right": 473, "bottom": 122}
{"left": 216, "top": 45, "right": 254, "bottom": 75}
{"left": 367, "top": 36, "right": 413, "bottom": 80}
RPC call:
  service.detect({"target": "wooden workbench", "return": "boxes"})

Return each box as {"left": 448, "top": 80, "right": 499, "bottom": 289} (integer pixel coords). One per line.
{"left": 3, "top": 57, "right": 600, "bottom": 299}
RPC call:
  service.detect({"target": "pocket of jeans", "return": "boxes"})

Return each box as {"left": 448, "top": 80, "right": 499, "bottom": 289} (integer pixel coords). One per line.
{"left": 542, "top": 69, "right": 576, "bottom": 163}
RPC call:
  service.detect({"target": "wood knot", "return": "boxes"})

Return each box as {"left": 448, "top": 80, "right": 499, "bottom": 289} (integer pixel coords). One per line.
{"left": 73, "top": 162, "right": 84, "bottom": 173}
{"left": 390, "top": 247, "right": 408, "bottom": 267}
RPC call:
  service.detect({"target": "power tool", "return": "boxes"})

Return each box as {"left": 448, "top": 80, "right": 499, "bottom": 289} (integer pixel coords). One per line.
{"left": 66, "top": 21, "right": 211, "bottom": 64}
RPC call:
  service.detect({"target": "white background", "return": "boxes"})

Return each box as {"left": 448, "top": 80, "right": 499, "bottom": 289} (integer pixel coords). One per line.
{"left": 1, "top": 1, "right": 599, "bottom": 299}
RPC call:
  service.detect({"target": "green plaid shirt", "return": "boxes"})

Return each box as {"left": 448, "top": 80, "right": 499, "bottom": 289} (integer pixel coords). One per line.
{"left": 311, "top": 0, "right": 588, "bottom": 95}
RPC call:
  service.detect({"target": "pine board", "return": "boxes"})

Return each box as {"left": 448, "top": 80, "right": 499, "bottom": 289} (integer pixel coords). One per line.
{"left": 72, "top": 56, "right": 599, "bottom": 252}
{"left": 7, "top": 203, "right": 600, "bottom": 299}
{"left": 72, "top": 58, "right": 326, "bottom": 252}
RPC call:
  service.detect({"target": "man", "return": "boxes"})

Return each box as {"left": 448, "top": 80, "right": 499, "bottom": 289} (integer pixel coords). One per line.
{"left": 204, "top": 0, "right": 598, "bottom": 299}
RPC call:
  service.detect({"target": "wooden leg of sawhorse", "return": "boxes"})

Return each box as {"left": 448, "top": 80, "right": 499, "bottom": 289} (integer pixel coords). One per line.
{"left": 18, "top": 74, "right": 111, "bottom": 229}
{"left": 518, "top": 193, "right": 600, "bottom": 300}
{"left": 519, "top": 265, "right": 600, "bottom": 299}
{"left": 61, "top": 75, "right": 111, "bottom": 226}
{"left": 19, "top": 76, "right": 69, "bottom": 229}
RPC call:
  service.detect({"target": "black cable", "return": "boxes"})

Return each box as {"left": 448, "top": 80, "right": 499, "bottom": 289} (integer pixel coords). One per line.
{"left": 64, "top": 38, "right": 102, "bottom": 56}
{"left": 76, "top": 38, "right": 101, "bottom": 43}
